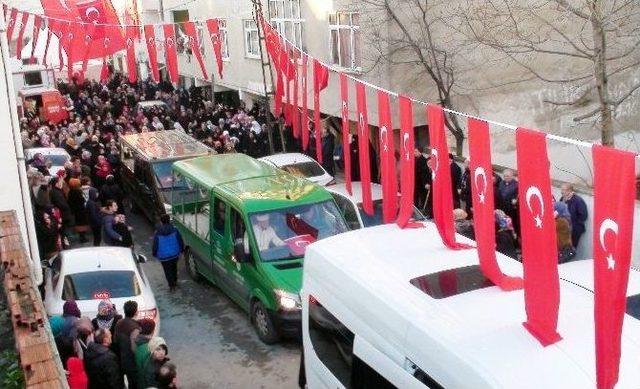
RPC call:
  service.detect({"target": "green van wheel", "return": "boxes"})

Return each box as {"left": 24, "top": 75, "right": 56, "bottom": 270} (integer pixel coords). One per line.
{"left": 184, "top": 248, "right": 201, "bottom": 281}
{"left": 252, "top": 301, "right": 280, "bottom": 344}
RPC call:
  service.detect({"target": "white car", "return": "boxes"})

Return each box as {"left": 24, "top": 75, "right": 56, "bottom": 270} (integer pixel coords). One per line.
{"left": 559, "top": 259, "right": 640, "bottom": 321}
{"left": 327, "top": 182, "right": 427, "bottom": 230}
{"left": 43, "top": 247, "right": 159, "bottom": 326}
{"left": 25, "top": 147, "right": 70, "bottom": 177}
{"left": 259, "top": 153, "right": 334, "bottom": 186}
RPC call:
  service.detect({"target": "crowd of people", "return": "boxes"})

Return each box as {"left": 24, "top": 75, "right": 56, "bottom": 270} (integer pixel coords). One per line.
{"left": 413, "top": 151, "right": 588, "bottom": 262}
{"left": 50, "top": 299, "right": 176, "bottom": 389}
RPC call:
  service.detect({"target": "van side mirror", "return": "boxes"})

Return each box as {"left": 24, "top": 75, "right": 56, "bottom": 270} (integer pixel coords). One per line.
{"left": 136, "top": 254, "right": 147, "bottom": 263}
{"left": 233, "top": 239, "right": 251, "bottom": 263}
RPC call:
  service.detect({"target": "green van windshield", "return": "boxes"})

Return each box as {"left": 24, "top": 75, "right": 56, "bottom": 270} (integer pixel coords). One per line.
{"left": 249, "top": 200, "right": 348, "bottom": 262}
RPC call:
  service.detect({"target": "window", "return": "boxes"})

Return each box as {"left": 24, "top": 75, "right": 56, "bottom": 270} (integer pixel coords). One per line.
{"left": 308, "top": 296, "right": 396, "bottom": 388}
{"left": 280, "top": 161, "right": 325, "bottom": 178}
{"left": 410, "top": 265, "right": 495, "bottom": 299}
{"left": 62, "top": 271, "right": 141, "bottom": 301}
{"left": 269, "top": 0, "right": 304, "bottom": 49}
{"left": 194, "top": 183, "right": 210, "bottom": 241}
{"left": 231, "top": 208, "right": 247, "bottom": 246}
{"left": 23, "top": 71, "right": 43, "bottom": 87}
{"left": 331, "top": 193, "right": 361, "bottom": 230}
{"left": 329, "top": 12, "right": 361, "bottom": 70}
{"left": 212, "top": 197, "right": 227, "bottom": 236}
{"left": 244, "top": 20, "right": 260, "bottom": 58}
{"left": 219, "top": 19, "right": 230, "bottom": 59}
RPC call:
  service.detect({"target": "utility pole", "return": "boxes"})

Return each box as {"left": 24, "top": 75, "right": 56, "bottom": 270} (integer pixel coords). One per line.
{"left": 252, "top": 0, "right": 284, "bottom": 154}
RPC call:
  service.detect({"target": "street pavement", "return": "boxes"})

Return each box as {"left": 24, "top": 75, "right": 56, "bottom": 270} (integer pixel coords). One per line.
{"left": 120, "top": 212, "right": 300, "bottom": 388}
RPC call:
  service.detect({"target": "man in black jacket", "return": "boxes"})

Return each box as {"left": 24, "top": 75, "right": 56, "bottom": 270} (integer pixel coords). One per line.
{"left": 84, "top": 328, "right": 124, "bottom": 389}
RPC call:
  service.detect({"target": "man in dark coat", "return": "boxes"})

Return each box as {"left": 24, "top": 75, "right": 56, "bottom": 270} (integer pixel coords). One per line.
{"left": 560, "top": 183, "right": 589, "bottom": 248}
{"left": 113, "top": 301, "right": 141, "bottom": 389}
{"left": 320, "top": 127, "right": 335, "bottom": 176}
{"left": 450, "top": 154, "right": 462, "bottom": 209}
{"left": 497, "top": 169, "right": 520, "bottom": 238}
{"left": 84, "top": 328, "right": 124, "bottom": 389}
{"left": 414, "top": 148, "right": 431, "bottom": 215}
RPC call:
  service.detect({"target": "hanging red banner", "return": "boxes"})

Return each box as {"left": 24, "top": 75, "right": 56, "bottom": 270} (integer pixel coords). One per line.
{"left": 356, "top": 81, "right": 373, "bottom": 215}
{"left": 301, "top": 54, "right": 310, "bottom": 150}
{"left": 205, "top": 19, "right": 224, "bottom": 79}
{"left": 29, "top": 15, "right": 43, "bottom": 64}
{"left": 6, "top": 8, "right": 18, "bottom": 43}
{"left": 144, "top": 25, "right": 159, "bottom": 82}
{"left": 468, "top": 118, "right": 523, "bottom": 291}
{"left": 15, "top": 12, "right": 29, "bottom": 60}
{"left": 377, "top": 90, "right": 398, "bottom": 223}
{"left": 292, "top": 49, "right": 300, "bottom": 139}
{"left": 163, "top": 24, "right": 179, "bottom": 84}
{"left": 313, "top": 59, "right": 328, "bottom": 163}
{"left": 340, "top": 73, "right": 352, "bottom": 195}
{"left": 125, "top": 25, "right": 138, "bottom": 83}
{"left": 516, "top": 127, "right": 561, "bottom": 347}
{"left": 427, "top": 104, "right": 473, "bottom": 248}
{"left": 184, "top": 21, "right": 209, "bottom": 80}
{"left": 592, "top": 145, "right": 636, "bottom": 389}
{"left": 397, "top": 95, "right": 415, "bottom": 228}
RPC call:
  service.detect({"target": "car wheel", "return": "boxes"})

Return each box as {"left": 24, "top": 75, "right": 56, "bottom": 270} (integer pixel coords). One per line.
{"left": 252, "top": 301, "right": 280, "bottom": 344}
{"left": 184, "top": 248, "right": 201, "bottom": 281}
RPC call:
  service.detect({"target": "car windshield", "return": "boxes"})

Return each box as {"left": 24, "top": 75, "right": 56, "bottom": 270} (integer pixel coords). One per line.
{"left": 43, "top": 154, "right": 69, "bottom": 166}
{"left": 358, "top": 199, "right": 426, "bottom": 227}
{"left": 62, "top": 270, "right": 141, "bottom": 300}
{"left": 249, "top": 200, "right": 348, "bottom": 262}
{"left": 280, "top": 161, "right": 325, "bottom": 178}
{"left": 152, "top": 161, "right": 187, "bottom": 190}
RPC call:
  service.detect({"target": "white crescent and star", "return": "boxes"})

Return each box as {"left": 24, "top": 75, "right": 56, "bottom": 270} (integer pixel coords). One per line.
{"left": 525, "top": 186, "right": 544, "bottom": 228}
{"left": 474, "top": 167, "right": 487, "bottom": 204}
{"left": 431, "top": 149, "right": 439, "bottom": 179}
{"left": 359, "top": 113, "right": 365, "bottom": 135}
{"left": 85, "top": 7, "right": 99, "bottom": 22}
{"left": 599, "top": 218, "right": 619, "bottom": 270}
{"left": 403, "top": 133, "right": 410, "bottom": 161}
{"left": 380, "top": 126, "right": 388, "bottom": 152}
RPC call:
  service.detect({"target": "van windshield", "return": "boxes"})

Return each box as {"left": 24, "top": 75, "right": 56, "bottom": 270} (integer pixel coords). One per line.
{"left": 249, "top": 200, "right": 348, "bottom": 262}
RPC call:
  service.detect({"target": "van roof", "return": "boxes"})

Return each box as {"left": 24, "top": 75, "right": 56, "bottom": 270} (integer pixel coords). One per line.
{"left": 304, "top": 223, "right": 640, "bottom": 388}
{"left": 173, "top": 154, "right": 332, "bottom": 212}
{"left": 120, "top": 130, "right": 212, "bottom": 161}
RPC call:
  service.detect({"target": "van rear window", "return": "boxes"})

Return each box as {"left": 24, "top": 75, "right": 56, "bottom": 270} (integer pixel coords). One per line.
{"left": 627, "top": 294, "right": 640, "bottom": 320}
{"left": 410, "top": 265, "right": 495, "bottom": 299}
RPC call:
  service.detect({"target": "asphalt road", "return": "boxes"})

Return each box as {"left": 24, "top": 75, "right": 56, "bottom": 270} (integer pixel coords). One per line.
{"left": 123, "top": 212, "right": 301, "bottom": 389}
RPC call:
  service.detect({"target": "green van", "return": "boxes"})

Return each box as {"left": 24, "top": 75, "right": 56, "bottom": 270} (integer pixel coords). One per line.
{"left": 170, "top": 154, "right": 349, "bottom": 343}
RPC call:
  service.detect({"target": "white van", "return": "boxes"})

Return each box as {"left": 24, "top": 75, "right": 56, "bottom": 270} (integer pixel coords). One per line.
{"left": 300, "top": 223, "right": 640, "bottom": 388}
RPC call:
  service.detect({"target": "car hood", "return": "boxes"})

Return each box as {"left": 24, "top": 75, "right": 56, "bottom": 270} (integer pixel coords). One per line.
{"left": 263, "top": 261, "right": 303, "bottom": 293}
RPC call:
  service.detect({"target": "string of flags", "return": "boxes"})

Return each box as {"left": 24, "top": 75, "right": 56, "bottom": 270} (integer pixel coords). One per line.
{"left": 2, "top": 1, "right": 225, "bottom": 84}
{"left": 3, "top": 3, "right": 639, "bottom": 388}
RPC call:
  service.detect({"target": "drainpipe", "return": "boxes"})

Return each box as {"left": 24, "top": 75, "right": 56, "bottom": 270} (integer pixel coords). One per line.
{"left": 0, "top": 17, "right": 42, "bottom": 284}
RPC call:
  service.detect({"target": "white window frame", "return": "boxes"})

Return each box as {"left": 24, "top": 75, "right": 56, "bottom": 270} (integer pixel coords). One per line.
{"left": 328, "top": 12, "right": 361, "bottom": 71}
{"left": 269, "top": 0, "right": 305, "bottom": 50}
{"left": 219, "top": 19, "right": 230, "bottom": 60}
{"left": 244, "top": 20, "right": 261, "bottom": 59}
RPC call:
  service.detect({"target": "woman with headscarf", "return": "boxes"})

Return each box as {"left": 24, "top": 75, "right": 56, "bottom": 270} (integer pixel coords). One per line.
{"left": 57, "top": 300, "right": 82, "bottom": 367}
{"left": 68, "top": 178, "right": 89, "bottom": 243}
{"left": 91, "top": 300, "right": 122, "bottom": 334}
{"left": 35, "top": 210, "right": 61, "bottom": 259}
{"left": 139, "top": 337, "right": 170, "bottom": 389}
{"left": 554, "top": 201, "right": 575, "bottom": 263}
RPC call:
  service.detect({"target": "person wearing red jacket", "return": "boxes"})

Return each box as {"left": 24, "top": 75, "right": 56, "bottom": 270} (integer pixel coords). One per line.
{"left": 66, "top": 357, "right": 88, "bottom": 389}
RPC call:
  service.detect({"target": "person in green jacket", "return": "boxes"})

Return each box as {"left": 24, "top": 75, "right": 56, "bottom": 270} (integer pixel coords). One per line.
{"left": 134, "top": 319, "right": 156, "bottom": 388}
{"left": 138, "top": 337, "right": 170, "bottom": 389}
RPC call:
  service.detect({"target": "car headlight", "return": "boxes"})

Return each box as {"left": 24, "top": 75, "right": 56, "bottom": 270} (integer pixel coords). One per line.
{"left": 274, "top": 289, "right": 301, "bottom": 311}
{"left": 137, "top": 308, "right": 158, "bottom": 320}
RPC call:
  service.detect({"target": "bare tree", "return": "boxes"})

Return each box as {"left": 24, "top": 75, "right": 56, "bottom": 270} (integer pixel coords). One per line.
{"left": 361, "top": 0, "right": 469, "bottom": 154}
{"left": 460, "top": 0, "right": 640, "bottom": 147}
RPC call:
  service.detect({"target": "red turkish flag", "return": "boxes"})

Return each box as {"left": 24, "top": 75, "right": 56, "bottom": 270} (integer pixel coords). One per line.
{"left": 6, "top": 8, "right": 18, "bottom": 42}
{"left": 124, "top": 0, "right": 141, "bottom": 39}
{"left": 313, "top": 59, "right": 328, "bottom": 163}
{"left": 377, "top": 91, "right": 397, "bottom": 223}
{"left": 15, "top": 12, "right": 29, "bottom": 59}
{"left": 516, "top": 127, "right": 561, "bottom": 346}
{"left": 42, "top": 21, "right": 54, "bottom": 67}
{"left": 356, "top": 81, "right": 373, "bottom": 215}
{"left": 592, "top": 145, "right": 636, "bottom": 389}
{"left": 340, "top": 73, "right": 352, "bottom": 195}
{"left": 301, "top": 54, "right": 310, "bottom": 150}
{"left": 427, "top": 104, "right": 473, "bottom": 248}
{"left": 125, "top": 25, "right": 137, "bottom": 83}
{"left": 273, "top": 46, "right": 284, "bottom": 117}
{"left": 283, "top": 46, "right": 292, "bottom": 127}
{"left": 144, "top": 25, "right": 159, "bottom": 82}
{"left": 29, "top": 15, "right": 43, "bottom": 64}
{"left": 72, "top": 0, "right": 125, "bottom": 63}
{"left": 205, "top": 19, "right": 223, "bottom": 79}
{"left": 184, "top": 21, "right": 208, "bottom": 80}
{"left": 292, "top": 49, "right": 300, "bottom": 139}
{"left": 163, "top": 24, "right": 179, "bottom": 84}
{"left": 397, "top": 95, "right": 416, "bottom": 228}
{"left": 468, "top": 118, "right": 523, "bottom": 291}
